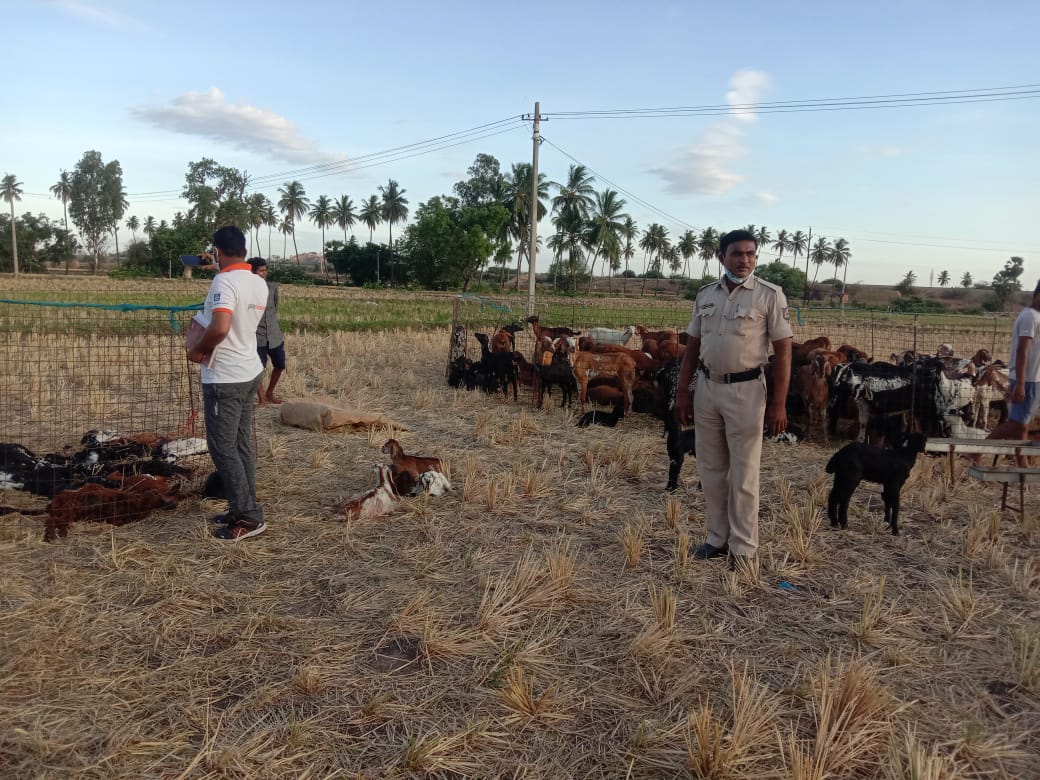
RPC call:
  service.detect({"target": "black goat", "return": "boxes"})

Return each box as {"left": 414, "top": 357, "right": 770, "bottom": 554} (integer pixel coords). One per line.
{"left": 825, "top": 432, "right": 927, "bottom": 536}
{"left": 473, "top": 333, "right": 519, "bottom": 401}
{"left": 447, "top": 355, "right": 474, "bottom": 389}
{"left": 577, "top": 402, "right": 625, "bottom": 428}
{"left": 537, "top": 342, "right": 577, "bottom": 409}
{"left": 656, "top": 360, "right": 698, "bottom": 491}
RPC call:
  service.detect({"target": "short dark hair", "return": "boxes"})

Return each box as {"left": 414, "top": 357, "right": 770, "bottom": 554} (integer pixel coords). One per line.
{"left": 248, "top": 257, "right": 267, "bottom": 273}
{"left": 719, "top": 229, "right": 758, "bottom": 259}
{"left": 212, "top": 226, "right": 247, "bottom": 258}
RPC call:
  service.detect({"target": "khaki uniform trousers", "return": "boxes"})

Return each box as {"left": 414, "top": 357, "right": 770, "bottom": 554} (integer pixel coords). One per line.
{"left": 693, "top": 373, "right": 766, "bottom": 556}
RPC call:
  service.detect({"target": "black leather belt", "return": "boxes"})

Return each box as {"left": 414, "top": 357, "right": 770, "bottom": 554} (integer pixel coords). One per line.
{"left": 699, "top": 365, "right": 762, "bottom": 384}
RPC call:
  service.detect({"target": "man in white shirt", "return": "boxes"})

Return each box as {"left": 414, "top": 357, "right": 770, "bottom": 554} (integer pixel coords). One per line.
{"left": 186, "top": 226, "right": 270, "bottom": 540}
{"left": 981, "top": 281, "right": 1040, "bottom": 456}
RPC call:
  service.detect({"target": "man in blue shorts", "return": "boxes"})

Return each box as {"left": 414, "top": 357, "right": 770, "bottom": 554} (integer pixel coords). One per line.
{"left": 981, "top": 280, "right": 1040, "bottom": 462}
{"left": 249, "top": 257, "right": 287, "bottom": 405}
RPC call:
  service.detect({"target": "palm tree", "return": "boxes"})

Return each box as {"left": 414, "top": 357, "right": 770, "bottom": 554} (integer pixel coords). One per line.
{"left": 809, "top": 236, "right": 832, "bottom": 287}
{"left": 584, "top": 189, "right": 628, "bottom": 294}
{"left": 619, "top": 216, "right": 637, "bottom": 294}
{"left": 125, "top": 215, "right": 140, "bottom": 244}
{"left": 379, "top": 179, "right": 409, "bottom": 285}
{"left": 277, "top": 180, "right": 310, "bottom": 264}
{"left": 279, "top": 217, "right": 294, "bottom": 260}
{"left": 503, "top": 162, "right": 549, "bottom": 290}
{"left": 246, "top": 193, "right": 267, "bottom": 256}
{"left": 754, "top": 226, "right": 771, "bottom": 250}
{"left": 359, "top": 195, "right": 382, "bottom": 245}
{"left": 666, "top": 244, "right": 682, "bottom": 276}
{"left": 111, "top": 186, "right": 128, "bottom": 265}
{"left": 789, "top": 230, "right": 808, "bottom": 268}
{"left": 331, "top": 194, "right": 357, "bottom": 245}
{"left": 937, "top": 270, "right": 951, "bottom": 287}
{"left": 50, "top": 170, "right": 73, "bottom": 273}
{"left": 551, "top": 164, "right": 596, "bottom": 221}
{"left": 697, "top": 226, "right": 720, "bottom": 276}
{"left": 639, "top": 223, "right": 669, "bottom": 294}
{"left": 677, "top": 230, "right": 697, "bottom": 280}
{"left": 831, "top": 237, "right": 851, "bottom": 292}
{"left": 143, "top": 216, "right": 157, "bottom": 241}
{"left": 771, "top": 229, "right": 792, "bottom": 264}
{"left": 2, "top": 173, "right": 23, "bottom": 275}
{"left": 549, "top": 208, "right": 587, "bottom": 292}
{"left": 961, "top": 271, "right": 973, "bottom": 288}
{"left": 261, "top": 199, "right": 278, "bottom": 258}
{"left": 309, "top": 194, "right": 333, "bottom": 277}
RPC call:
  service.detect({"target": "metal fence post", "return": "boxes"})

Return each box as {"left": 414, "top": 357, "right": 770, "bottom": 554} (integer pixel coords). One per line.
{"left": 991, "top": 315, "right": 998, "bottom": 357}
{"left": 870, "top": 310, "right": 875, "bottom": 357}
{"left": 912, "top": 315, "right": 918, "bottom": 354}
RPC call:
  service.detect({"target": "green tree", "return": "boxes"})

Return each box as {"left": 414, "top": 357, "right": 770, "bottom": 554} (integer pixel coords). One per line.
{"left": 331, "top": 194, "right": 357, "bottom": 245}
{"left": 585, "top": 188, "right": 628, "bottom": 294}
{"left": 789, "top": 230, "right": 808, "bottom": 273}
{"left": 453, "top": 153, "right": 505, "bottom": 208}
{"left": 0, "top": 212, "right": 76, "bottom": 273}
{"left": 359, "top": 195, "right": 382, "bottom": 246}
{"left": 937, "top": 270, "right": 951, "bottom": 287}
{"left": 756, "top": 261, "right": 806, "bottom": 300}
{"left": 639, "top": 223, "right": 670, "bottom": 294}
{"left": 245, "top": 193, "right": 267, "bottom": 257}
{"left": 125, "top": 215, "right": 140, "bottom": 244}
{"left": 2, "top": 173, "right": 24, "bottom": 275}
{"left": 277, "top": 180, "right": 309, "bottom": 264}
{"left": 503, "top": 162, "right": 548, "bottom": 290}
{"left": 379, "top": 179, "right": 409, "bottom": 285}
{"left": 68, "top": 151, "right": 125, "bottom": 274}
{"left": 309, "top": 194, "right": 333, "bottom": 277}
{"left": 808, "top": 236, "right": 831, "bottom": 287}
{"left": 619, "top": 216, "right": 638, "bottom": 293}
{"left": 831, "top": 237, "right": 851, "bottom": 292}
{"left": 992, "top": 256, "right": 1025, "bottom": 308}
{"left": 961, "top": 271, "right": 973, "bottom": 288}
{"left": 677, "top": 229, "right": 698, "bottom": 280}
{"left": 400, "top": 196, "right": 509, "bottom": 291}
{"left": 896, "top": 270, "right": 917, "bottom": 295}
{"left": 261, "top": 199, "right": 278, "bottom": 258}
{"left": 754, "top": 225, "right": 771, "bottom": 249}
{"left": 698, "top": 226, "right": 720, "bottom": 276}
{"left": 181, "top": 158, "right": 251, "bottom": 230}
{"left": 50, "top": 170, "right": 73, "bottom": 273}
{"left": 771, "top": 228, "right": 792, "bottom": 263}
{"left": 149, "top": 220, "right": 210, "bottom": 279}
{"left": 143, "top": 216, "right": 157, "bottom": 241}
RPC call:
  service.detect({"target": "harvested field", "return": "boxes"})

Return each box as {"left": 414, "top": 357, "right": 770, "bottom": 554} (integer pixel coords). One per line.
{"left": 1, "top": 329, "right": 1038, "bottom": 778}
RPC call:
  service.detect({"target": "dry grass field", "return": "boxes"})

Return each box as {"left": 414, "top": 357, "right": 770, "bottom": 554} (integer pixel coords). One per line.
{"left": 1, "top": 328, "right": 1038, "bottom": 779}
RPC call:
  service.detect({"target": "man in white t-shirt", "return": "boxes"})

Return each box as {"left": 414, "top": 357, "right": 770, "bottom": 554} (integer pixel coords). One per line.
{"left": 186, "top": 226, "right": 270, "bottom": 540}
{"left": 980, "top": 281, "right": 1040, "bottom": 459}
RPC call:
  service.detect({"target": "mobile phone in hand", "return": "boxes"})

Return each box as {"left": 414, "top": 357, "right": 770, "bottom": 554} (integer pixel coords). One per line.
{"left": 180, "top": 255, "right": 205, "bottom": 266}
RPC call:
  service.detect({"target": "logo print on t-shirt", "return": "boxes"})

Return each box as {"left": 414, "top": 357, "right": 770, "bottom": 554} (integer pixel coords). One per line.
{"left": 212, "top": 293, "right": 221, "bottom": 303}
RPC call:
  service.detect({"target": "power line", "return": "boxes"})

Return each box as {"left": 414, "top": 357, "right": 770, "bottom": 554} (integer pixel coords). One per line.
{"left": 551, "top": 84, "right": 1040, "bottom": 120}
{"left": 539, "top": 134, "right": 698, "bottom": 233}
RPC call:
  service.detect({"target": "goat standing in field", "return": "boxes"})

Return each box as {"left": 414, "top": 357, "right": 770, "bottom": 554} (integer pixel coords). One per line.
{"left": 825, "top": 432, "right": 927, "bottom": 536}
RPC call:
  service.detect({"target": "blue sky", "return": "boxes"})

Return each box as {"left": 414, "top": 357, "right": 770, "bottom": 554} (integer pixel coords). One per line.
{"left": 5, "top": 0, "right": 1039, "bottom": 286}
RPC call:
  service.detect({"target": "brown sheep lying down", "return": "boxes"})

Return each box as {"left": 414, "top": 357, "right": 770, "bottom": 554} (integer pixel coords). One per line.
{"left": 44, "top": 483, "right": 179, "bottom": 541}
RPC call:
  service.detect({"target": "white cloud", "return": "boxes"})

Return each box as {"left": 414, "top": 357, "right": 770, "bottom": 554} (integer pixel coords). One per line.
{"left": 131, "top": 88, "right": 342, "bottom": 165}
{"left": 651, "top": 69, "right": 769, "bottom": 195}
{"left": 746, "top": 191, "right": 779, "bottom": 207}
{"left": 856, "top": 144, "right": 905, "bottom": 157}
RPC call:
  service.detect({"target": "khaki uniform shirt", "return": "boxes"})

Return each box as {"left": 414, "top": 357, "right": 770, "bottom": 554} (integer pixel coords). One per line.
{"left": 686, "top": 275, "right": 793, "bottom": 376}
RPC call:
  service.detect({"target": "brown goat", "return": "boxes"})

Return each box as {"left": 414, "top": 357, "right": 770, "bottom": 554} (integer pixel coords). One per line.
{"left": 45, "top": 483, "right": 179, "bottom": 541}
{"left": 835, "top": 344, "right": 871, "bottom": 364}
{"left": 585, "top": 343, "right": 662, "bottom": 379}
{"left": 526, "top": 315, "right": 580, "bottom": 340}
{"left": 792, "top": 336, "right": 832, "bottom": 364}
{"left": 635, "top": 326, "right": 679, "bottom": 352}
{"left": 512, "top": 352, "right": 537, "bottom": 388}
{"left": 798, "top": 353, "right": 832, "bottom": 443}
{"left": 571, "top": 352, "right": 637, "bottom": 414}
{"left": 490, "top": 329, "right": 512, "bottom": 353}
{"left": 381, "top": 439, "right": 444, "bottom": 491}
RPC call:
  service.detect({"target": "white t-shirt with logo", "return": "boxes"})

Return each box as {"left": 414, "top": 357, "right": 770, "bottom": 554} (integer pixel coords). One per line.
{"left": 198, "top": 263, "right": 268, "bottom": 384}
{"left": 1009, "top": 306, "right": 1040, "bottom": 383}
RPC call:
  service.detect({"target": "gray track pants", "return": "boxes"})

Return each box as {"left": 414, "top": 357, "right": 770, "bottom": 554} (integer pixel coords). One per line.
{"left": 202, "top": 374, "right": 264, "bottom": 524}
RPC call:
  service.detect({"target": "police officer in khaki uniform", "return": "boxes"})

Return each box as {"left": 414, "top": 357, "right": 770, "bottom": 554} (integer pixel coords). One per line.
{"left": 675, "top": 229, "right": 793, "bottom": 569}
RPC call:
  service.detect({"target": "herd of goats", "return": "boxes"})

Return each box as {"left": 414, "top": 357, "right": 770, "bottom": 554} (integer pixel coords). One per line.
{"left": 0, "top": 316, "right": 1013, "bottom": 542}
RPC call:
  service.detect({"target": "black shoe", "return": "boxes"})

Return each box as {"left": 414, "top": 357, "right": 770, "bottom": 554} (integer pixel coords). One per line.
{"left": 213, "top": 518, "right": 267, "bottom": 541}
{"left": 693, "top": 543, "right": 728, "bottom": 560}
{"left": 209, "top": 512, "right": 233, "bottom": 525}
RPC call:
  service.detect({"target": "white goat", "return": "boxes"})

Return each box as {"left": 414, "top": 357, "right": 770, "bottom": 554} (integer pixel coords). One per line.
{"left": 334, "top": 463, "right": 399, "bottom": 521}
{"left": 585, "top": 325, "right": 635, "bottom": 345}
{"left": 413, "top": 470, "right": 453, "bottom": 496}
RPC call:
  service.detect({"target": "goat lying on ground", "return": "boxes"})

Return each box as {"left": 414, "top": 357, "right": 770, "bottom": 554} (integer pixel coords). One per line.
{"left": 577, "top": 401, "right": 625, "bottom": 428}
{"left": 825, "top": 432, "right": 927, "bottom": 536}
{"left": 333, "top": 463, "right": 399, "bottom": 521}
{"left": 382, "top": 439, "right": 445, "bottom": 495}
{"left": 44, "top": 482, "right": 179, "bottom": 541}
{"left": 414, "top": 470, "right": 452, "bottom": 496}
